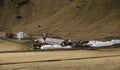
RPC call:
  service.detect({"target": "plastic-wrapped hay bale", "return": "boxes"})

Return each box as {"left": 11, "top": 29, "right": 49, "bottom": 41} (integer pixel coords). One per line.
{"left": 63, "top": 46, "right": 72, "bottom": 49}
{"left": 53, "top": 45, "right": 63, "bottom": 49}
{"left": 41, "top": 45, "right": 54, "bottom": 50}
{"left": 87, "top": 41, "right": 114, "bottom": 47}
{"left": 41, "top": 45, "right": 72, "bottom": 49}
{"left": 92, "top": 41, "right": 113, "bottom": 47}
{"left": 87, "top": 41, "right": 101, "bottom": 46}
{"left": 41, "top": 45, "right": 63, "bottom": 49}
{"left": 111, "top": 40, "right": 120, "bottom": 44}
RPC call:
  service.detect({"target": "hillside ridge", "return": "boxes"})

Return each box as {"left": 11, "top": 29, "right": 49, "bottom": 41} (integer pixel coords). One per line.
{"left": 0, "top": 0, "right": 120, "bottom": 40}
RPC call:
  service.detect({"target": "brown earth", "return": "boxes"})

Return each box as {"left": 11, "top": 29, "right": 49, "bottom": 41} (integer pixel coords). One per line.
{"left": 0, "top": 0, "right": 120, "bottom": 40}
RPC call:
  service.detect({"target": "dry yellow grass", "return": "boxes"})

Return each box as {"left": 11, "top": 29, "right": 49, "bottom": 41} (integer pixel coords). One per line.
{"left": 0, "top": 49, "right": 120, "bottom": 70}
{"left": 0, "top": 39, "right": 29, "bottom": 51}
{"left": 0, "top": 39, "right": 120, "bottom": 70}
{"left": 0, "top": 1, "right": 120, "bottom": 69}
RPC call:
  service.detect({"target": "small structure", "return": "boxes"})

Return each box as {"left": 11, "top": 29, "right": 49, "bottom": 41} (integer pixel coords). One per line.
{"left": 45, "top": 36, "right": 64, "bottom": 45}
{"left": 17, "top": 32, "right": 27, "bottom": 40}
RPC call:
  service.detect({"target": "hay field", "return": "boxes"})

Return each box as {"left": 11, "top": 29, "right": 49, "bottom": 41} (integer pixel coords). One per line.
{"left": 0, "top": 48, "right": 120, "bottom": 70}
{"left": 0, "top": 38, "right": 120, "bottom": 70}
{"left": 0, "top": 39, "right": 30, "bottom": 51}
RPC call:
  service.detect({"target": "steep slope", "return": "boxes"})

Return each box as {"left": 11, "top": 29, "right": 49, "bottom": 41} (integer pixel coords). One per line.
{"left": 41, "top": 0, "right": 120, "bottom": 40}
{"left": 0, "top": 0, "right": 71, "bottom": 31}
{"left": 0, "top": 0, "right": 120, "bottom": 40}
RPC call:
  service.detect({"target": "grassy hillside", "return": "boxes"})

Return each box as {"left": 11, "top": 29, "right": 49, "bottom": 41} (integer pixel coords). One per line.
{"left": 0, "top": 0, "right": 120, "bottom": 40}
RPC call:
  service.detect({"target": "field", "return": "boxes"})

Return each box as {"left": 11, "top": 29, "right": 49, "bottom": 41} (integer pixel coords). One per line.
{"left": 0, "top": 0, "right": 120, "bottom": 69}
{"left": 0, "top": 39, "right": 120, "bottom": 70}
